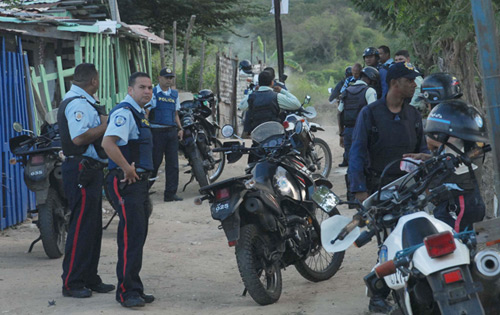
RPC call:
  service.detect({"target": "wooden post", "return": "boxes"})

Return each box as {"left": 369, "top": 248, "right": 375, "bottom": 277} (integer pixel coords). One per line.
{"left": 172, "top": 21, "right": 177, "bottom": 86}
{"left": 182, "top": 15, "right": 196, "bottom": 90}
{"left": 250, "top": 41, "right": 253, "bottom": 64}
{"left": 160, "top": 30, "right": 165, "bottom": 69}
{"left": 215, "top": 50, "right": 220, "bottom": 124}
{"left": 199, "top": 40, "right": 205, "bottom": 90}
{"left": 231, "top": 57, "right": 238, "bottom": 134}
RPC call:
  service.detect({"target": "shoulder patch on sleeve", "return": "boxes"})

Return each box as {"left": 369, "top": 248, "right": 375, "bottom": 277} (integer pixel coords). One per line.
{"left": 74, "top": 111, "right": 84, "bottom": 121}
{"left": 114, "top": 115, "right": 127, "bottom": 127}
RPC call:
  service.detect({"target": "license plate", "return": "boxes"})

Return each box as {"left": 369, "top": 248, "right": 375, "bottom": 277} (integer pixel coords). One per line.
{"left": 213, "top": 201, "right": 230, "bottom": 213}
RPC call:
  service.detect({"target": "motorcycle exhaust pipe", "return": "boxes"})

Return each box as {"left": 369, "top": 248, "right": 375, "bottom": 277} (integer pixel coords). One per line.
{"left": 245, "top": 197, "right": 263, "bottom": 213}
{"left": 473, "top": 249, "right": 500, "bottom": 281}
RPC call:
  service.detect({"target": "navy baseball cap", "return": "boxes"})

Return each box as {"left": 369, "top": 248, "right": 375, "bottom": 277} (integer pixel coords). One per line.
{"left": 159, "top": 67, "right": 175, "bottom": 77}
{"left": 386, "top": 62, "right": 419, "bottom": 84}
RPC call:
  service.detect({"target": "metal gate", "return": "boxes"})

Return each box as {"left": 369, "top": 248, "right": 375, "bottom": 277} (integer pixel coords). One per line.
{"left": 0, "top": 36, "right": 36, "bottom": 230}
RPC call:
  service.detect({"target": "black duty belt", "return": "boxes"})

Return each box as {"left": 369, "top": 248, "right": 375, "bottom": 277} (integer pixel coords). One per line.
{"left": 67, "top": 156, "right": 107, "bottom": 170}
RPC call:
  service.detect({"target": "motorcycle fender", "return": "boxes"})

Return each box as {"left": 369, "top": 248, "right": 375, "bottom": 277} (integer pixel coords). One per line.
{"left": 35, "top": 188, "right": 50, "bottom": 206}
{"left": 211, "top": 190, "right": 246, "bottom": 221}
{"left": 221, "top": 211, "right": 241, "bottom": 243}
{"left": 412, "top": 242, "right": 470, "bottom": 276}
{"left": 426, "top": 266, "right": 484, "bottom": 314}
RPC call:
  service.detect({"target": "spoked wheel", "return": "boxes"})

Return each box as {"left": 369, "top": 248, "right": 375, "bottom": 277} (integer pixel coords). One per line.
{"left": 311, "top": 138, "right": 332, "bottom": 178}
{"left": 207, "top": 138, "right": 225, "bottom": 183}
{"left": 38, "top": 188, "right": 67, "bottom": 258}
{"left": 236, "top": 224, "right": 282, "bottom": 305}
{"left": 294, "top": 206, "right": 345, "bottom": 282}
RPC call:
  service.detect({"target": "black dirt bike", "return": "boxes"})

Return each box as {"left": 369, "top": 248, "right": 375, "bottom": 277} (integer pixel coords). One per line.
{"left": 9, "top": 111, "right": 69, "bottom": 259}
{"left": 196, "top": 121, "right": 344, "bottom": 305}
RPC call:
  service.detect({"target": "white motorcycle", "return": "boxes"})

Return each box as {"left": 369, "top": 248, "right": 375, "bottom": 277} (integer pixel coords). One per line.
{"left": 283, "top": 96, "right": 332, "bottom": 177}
{"left": 314, "top": 145, "right": 500, "bottom": 314}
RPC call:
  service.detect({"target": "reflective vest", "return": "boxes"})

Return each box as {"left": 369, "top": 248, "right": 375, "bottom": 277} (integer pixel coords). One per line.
{"left": 107, "top": 102, "right": 153, "bottom": 171}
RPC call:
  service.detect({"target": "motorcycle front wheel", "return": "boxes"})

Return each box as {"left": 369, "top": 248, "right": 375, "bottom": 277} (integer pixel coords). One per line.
{"left": 188, "top": 147, "right": 210, "bottom": 188}
{"left": 236, "top": 224, "right": 282, "bottom": 305}
{"left": 207, "top": 138, "right": 225, "bottom": 183}
{"left": 38, "top": 188, "right": 66, "bottom": 259}
{"left": 294, "top": 207, "right": 345, "bottom": 282}
{"left": 311, "top": 138, "right": 332, "bottom": 178}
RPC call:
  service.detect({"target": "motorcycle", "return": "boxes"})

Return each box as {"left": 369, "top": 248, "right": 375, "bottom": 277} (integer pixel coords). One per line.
{"left": 196, "top": 121, "right": 344, "bottom": 305}
{"left": 314, "top": 145, "right": 498, "bottom": 314}
{"left": 9, "top": 110, "right": 69, "bottom": 259}
{"left": 283, "top": 96, "right": 332, "bottom": 177}
{"left": 178, "top": 97, "right": 225, "bottom": 189}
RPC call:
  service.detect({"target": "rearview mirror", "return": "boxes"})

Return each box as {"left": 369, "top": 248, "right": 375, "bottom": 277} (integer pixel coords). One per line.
{"left": 221, "top": 124, "right": 235, "bottom": 138}
{"left": 312, "top": 185, "right": 340, "bottom": 213}
{"left": 13, "top": 122, "right": 23, "bottom": 133}
{"left": 304, "top": 95, "right": 311, "bottom": 105}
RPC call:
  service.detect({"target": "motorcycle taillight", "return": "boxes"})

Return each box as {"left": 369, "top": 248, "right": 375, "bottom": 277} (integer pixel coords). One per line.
{"left": 215, "top": 187, "right": 230, "bottom": 201}
{"left": 31, "top": 155, "right": 45, "bottom": 165}
{"left": 424, "top": 231, "right": 456, "bottom": 258}
{"left": 443, "top": 269, "right": 463, "bottom": 284}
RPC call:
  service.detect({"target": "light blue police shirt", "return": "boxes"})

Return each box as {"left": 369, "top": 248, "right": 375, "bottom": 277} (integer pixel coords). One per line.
{"left": 64, "top": 85, "right": 107, "bottom": 162}
{"left": 104, "top": 94, "right": 144, "bottom": 146}
{"left": 148, "top": 85, "right": 180, "bottom": 128}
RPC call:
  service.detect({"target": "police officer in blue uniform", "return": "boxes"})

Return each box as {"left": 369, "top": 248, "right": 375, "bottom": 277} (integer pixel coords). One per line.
{"left": 102, "top": 72, "right": 155, "bottom": 308}
{"left": 58, "top": 63, "right": 115, "bottom": 298}
{"left": 148, "top": 67, "right": 183, "bottom": 202}
{"left": 363, "top": 47, "right": 388, "bottom": 98}
{"left": 348, "top": 62, "right": 429, "bottom": 313}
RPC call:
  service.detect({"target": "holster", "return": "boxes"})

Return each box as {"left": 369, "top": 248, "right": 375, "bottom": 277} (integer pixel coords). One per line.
{"left": 78, "top": 158, "right": 106, "bottom": 188}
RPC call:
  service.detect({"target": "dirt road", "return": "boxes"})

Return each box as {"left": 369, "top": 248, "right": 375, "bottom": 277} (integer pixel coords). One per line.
{"left": 0, "top": 125, "right": 380, "bottom": 315}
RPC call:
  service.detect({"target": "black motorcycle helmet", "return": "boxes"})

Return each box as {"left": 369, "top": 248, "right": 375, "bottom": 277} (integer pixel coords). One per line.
{"left": 198, "top": 89, "right": 215, "bottom": 103}
{"left": 345, "top": 66, "right": 353, "bottom": 77}
{"left": 425, "top": 100, "right": 488, "bottom": 144}
{"left": 239, "top": 59, "right": 252, "bottom": 75}
{"left": 360, "top": 66, "right": 380, "bottom": 82}
{"left": 421, "top": 73, "right": 463, "bottom": 105}
{"left": 362, "top": 47, "right": 380, "bottom": 59}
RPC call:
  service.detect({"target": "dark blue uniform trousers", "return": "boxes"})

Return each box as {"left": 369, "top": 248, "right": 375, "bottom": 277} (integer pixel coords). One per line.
{"left": 151, "top": 127, "right": 179, "bottom": 198}
{"left": 342, "top": 126, "right": 354, "bottom": 162}
{"left": 106, "top": 174, "right": 149, "bottom": 302}
{"left": 61, "top": 158, "right": 103, "bottom": 290}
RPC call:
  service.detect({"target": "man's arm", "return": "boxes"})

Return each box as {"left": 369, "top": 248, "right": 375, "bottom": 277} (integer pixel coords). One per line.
{"left": 379, "top": 68, "right": 388, "bottom": 98}
{"left": 72, "top": 116, "right": 107, "bottom": 146}
{"left": 275, "top": 86, "right": 301, "bottom": 110}
{"left": 175, "top": 111, "right": 183, "bottom": 139}
{"left": 238, "top": 94, "right": 249, "bottom": 112}
{"left": 66, "top": 99, "right": 108, "bottom": 146}
{"left": 102, "top": 136, "right": 139, "bottom": 184}
{"left": 348, "top": 107, "right": 372, "bottom": 195}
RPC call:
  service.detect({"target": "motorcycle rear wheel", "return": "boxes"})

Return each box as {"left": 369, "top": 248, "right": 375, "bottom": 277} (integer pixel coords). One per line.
{"left": 207, "top": 138, "right": 225, "bottom": 183}
{"left": 311, "top": 138, "right": 332, "bottom": 178}
{"left": 38, "top": 188, "right": 66, "bottom": 259}
{"left": 236, "top": 224, "right": 282, "bottom": 305}
{"left": 294, "top": 207, "right": 345, "bottom": 282}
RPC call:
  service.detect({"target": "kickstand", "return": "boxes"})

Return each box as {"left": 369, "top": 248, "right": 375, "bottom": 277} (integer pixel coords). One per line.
{"left": 182, "top": 174, "right": 195, "bottom": 192}
{"left": 242, "top": 287, "right": 247, "bottom": 297}
{"left": 28, "top": 235, "right": 42, "bottom": 253}
{"left": 103, "top": 211, "right": 117, "bottom": 230}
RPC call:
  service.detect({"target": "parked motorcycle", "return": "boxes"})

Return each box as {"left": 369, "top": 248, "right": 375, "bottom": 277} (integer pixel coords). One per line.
{"left": 9, "top": 110, "right": 69, "bottom": 259}
{"left": 314, "top": 145, "right": 497, "bottom": 314}
{"left": 196, "top": 122, "right": 344, "bottom": 305}
{"left": 283, "top": 96, "right": 332, "bottom": 177}
{"left": 179, "top": 92, "right": 225, "bottom": 189}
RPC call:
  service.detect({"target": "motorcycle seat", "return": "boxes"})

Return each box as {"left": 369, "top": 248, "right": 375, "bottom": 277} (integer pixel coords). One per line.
{"left": 402, "top": 217, "right": 439, "bottom": 249}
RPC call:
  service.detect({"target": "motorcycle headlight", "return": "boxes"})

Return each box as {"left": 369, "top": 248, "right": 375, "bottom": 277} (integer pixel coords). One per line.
{"left": 182, "top": 116, "right": 194, "bottom": 128}
{"left": 273, "top": 167, "right": 296, "bottom": 198}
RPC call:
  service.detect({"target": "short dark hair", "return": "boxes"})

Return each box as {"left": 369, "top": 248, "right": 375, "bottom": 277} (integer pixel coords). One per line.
{"left": 263, "top": 67, "right": 276, "bottom": 78}
{"left": 378, "top": 45, "right": 390, "bottom": 55}
{"left": 258, "top": 71, "right": 274, "bottom": 86}
{"left": 395, "top": 49, "right": 410, "bottom": 58}
{"left": 129, "top": 72, "right": 150, "bottom": 87}
{"left": 353, "top": 63, "right": 362, "bottom": 71}
{"left": 73, "top": 63, "right": 98, "bottom": 87}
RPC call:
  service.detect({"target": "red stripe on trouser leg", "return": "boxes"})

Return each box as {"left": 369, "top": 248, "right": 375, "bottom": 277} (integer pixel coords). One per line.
{"left": 113, "top": 176, "right": 128, "bottom": 302}
{"left": 64, "top": 162, "right": 86, "bottom": 290}
{"left": 454, "top": 195, "right": 465, "bottom": 232}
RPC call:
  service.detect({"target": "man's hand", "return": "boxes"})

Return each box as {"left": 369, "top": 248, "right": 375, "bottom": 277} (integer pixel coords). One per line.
{"left": 178, "top": 129, "right": 184, "bottom": 140}
{"left": 403, "top": 153, "right": 432, "bottom": 161}
{"left": 355, "top": 191, "right": 369, "bottom": 202}
{"left": 273, "top": 85, "right": 282, "bottom": 93}
{"left": 122, "top": 162, "right": 140, "bottom": 184}
{"left": 339, "top": 136, "right": 344, "bottom": 148}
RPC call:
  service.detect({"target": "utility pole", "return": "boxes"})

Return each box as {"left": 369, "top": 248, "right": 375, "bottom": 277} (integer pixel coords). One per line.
{"left": 273, "top": 0, "right": 285, "bottom": 82}
{"left": 470, "top": 0, "right": 500, "bottom": 217}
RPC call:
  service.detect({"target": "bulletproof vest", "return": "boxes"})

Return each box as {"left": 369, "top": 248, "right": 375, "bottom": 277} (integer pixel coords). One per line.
{"left": 107, "top": 102, "right": 154, "bottom": 171}
{"left": 246, "top": 90, "right": 280, "bottom": 132}
{"left": 342, "top": 84, "right": 369, "bottom": 127}
{"left": 367, "top": 100, "right": 422, "bottom": 179}
{"left": 149, "top": 87, "right": 178, "bottom": 126}
{"left": 57, "top": 95, "right": 107, "bottom": 159}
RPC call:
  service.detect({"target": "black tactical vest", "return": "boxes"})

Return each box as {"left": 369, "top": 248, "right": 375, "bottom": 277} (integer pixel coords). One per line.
{"left": 57, "top": 96, "right": 107, "bottom": 159}
{"left": 342, "top": 84, "right": 370, "bottom": 127}
{"left": 246, "top": 90, "right": 280, "bottom": 132}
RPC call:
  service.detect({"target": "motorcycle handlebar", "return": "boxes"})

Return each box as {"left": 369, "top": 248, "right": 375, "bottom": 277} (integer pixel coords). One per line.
{"left": 337, "top": 216, "right": 361, "bottom": 241}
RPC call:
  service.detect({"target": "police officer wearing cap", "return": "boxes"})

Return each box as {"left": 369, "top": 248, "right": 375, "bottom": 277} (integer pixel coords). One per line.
{"left": 102, "top": 72, "right": 155, "bottom": 308}
{"left": 148, "top": 67, "right": 183, "bottom": 202}
{"left": 58, "top": 63, "right": 115, "bottom": 298}
{"left": 348, "top": 62, "right": 429, "bottom": 313}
